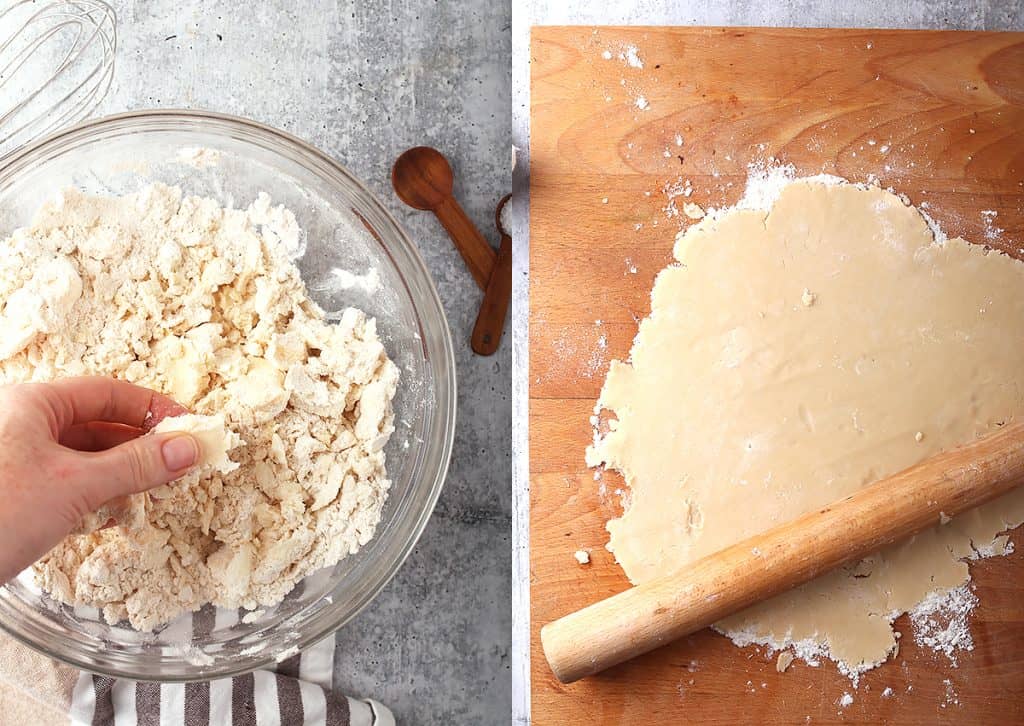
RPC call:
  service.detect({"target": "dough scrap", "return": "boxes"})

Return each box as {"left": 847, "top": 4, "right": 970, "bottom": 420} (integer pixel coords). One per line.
{"left": 151, "top": 413, "right": 241, "bottom": 474}
{"left": 3, "top": 184, "right": 399, "bottom": 630}
{"left": 587, "top": 177, "right": 1024, "bottom": 677}
{"left": 776, "top": 651, "right": 795, "bottom": 673}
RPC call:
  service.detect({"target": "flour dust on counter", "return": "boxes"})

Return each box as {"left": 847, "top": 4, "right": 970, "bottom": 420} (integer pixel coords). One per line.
{"left": 0, "top": 184, "right": 399, "bottom": 630}
{"left": 586, "top": 164, "right": 1024, "bottom": 683}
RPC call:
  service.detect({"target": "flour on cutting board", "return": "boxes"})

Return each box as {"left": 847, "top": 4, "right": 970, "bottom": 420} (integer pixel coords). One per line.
{"left": 595, "top": 38, "right": 652, "bottom": 113}
{"left": 981, "top": 209, "right": 1003, "bottom": 242}
{"left": 909, "top": 585, "right": 977, "bottom": 664}
{"left": 662, "top": 177, "right": 693, "bottom": 219}
{"left": 600, "top": 43, "right": 644, "bottom": 69}
{"left": 941, "top": 678, "right": 961, "bottom": 709}
{"left": 548, "top": 322, "right": 609, "bottom": 384}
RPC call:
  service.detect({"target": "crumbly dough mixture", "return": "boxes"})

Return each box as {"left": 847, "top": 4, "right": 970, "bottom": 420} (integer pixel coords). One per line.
{"left": 587, "top": 177, "right": 1024, "bottom": 677}
{"left": 0, "top": 184, "right": 399, "bottom": 630}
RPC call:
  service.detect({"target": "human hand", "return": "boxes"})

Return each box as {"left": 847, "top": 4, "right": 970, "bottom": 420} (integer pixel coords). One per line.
{"left": 0, "top": 377, "right": 200, "bottom": 584}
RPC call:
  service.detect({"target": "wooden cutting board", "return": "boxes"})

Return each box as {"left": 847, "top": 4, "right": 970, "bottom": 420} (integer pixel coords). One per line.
{"left": 530, "top": 27, "right": 1024, "bottom": 725}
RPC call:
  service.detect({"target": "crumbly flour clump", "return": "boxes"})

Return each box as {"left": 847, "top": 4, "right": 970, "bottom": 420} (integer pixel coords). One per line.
{"left": 0, "top": 184, "right": 399, "bottom": 630}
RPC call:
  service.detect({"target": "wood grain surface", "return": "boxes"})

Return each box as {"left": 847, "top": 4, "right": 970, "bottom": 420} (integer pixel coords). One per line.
{"left": 529, "top": 27, "right": 1024, "bottom": 725}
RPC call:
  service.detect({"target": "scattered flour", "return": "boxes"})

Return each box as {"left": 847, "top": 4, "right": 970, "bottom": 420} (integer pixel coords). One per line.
{"left": 315, "top": 267, "right": 381, "bottom": 296}
{"left": 600, "top": 43, "right": 644, "bottom": 69}
{"left": 581, "top": 337, "right": 607, "bottom": 378}
{"left": 574, "top": 550, "right": 591, "bottom": 565}
{"left": 167, "top": 643, "right": 215, "bottom": 666}
{"left": 554, "top": 327, "right": 607, "bottom": 379}
{"left": 337, "top": 268, "right": 380, "bottom": 293}
{"left": 623, "top": 45, "right": 643, "bottom": 69}
{"left": 730, "top": 161, "right": 845, "bottom": 214}
{"left": 940, "top": 678, "right": 960, "bottom": 708}
{"left": 918, "top": 209, "right": 949, "bottom": 245}
{"left": 176, "top": 147, "right": 221, "bottom": 169}
{"left": 909, "top": 585, "right": 977, "bottom": 664}
{"left": 239, "top": 642, "right": 270, "bottom": 658}
{"left": 662, "top": 178, "right": 694, "bottom": 219}
{"left": 981, "top": 209, "right": 1003, "bottom": 242}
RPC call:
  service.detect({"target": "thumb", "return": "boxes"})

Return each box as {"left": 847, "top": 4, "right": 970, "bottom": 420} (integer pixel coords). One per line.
{"left": 79, "top": 433, "right": 200, "bottom": 505}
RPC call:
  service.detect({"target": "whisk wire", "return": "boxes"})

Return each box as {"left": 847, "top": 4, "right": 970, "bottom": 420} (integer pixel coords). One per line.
{"left": 0, "top": 0, "right": 116, "bottom": 150}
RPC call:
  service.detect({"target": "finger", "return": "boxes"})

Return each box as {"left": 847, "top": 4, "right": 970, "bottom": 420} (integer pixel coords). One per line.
{"left": 60, "top": 422, "right": 144, "bottom": 452}
{"left": 143, "top": 395, "right": 190, "bottom": 432}
{"left": 45, "top": 377, "right": 189, "bottom": 433}
{"left": 75, "top": 432, "right": 200, "bottom": 507}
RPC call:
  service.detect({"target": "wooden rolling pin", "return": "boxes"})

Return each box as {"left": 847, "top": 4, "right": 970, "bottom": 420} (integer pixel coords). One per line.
{"left": 542, "top": 421, "right": 1024, "bottom": 683}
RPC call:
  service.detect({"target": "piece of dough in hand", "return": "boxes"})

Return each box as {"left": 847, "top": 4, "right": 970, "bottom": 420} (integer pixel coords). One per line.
{"left": 71, "top": 414, "right": 239, "bottom": 535}
{"left": 151, "top": 413, "right": 241, "bottom": 474}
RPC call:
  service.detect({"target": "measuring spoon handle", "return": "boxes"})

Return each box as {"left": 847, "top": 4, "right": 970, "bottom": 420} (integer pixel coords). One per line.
{"left": 471, "top": 229, "right": 512, "bottom": 355}
{"left": 434, "top": 195, "right": 497, "bottom": 291}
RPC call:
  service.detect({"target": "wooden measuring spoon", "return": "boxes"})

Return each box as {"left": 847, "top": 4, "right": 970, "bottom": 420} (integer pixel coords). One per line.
{"left": 392, "top": 146, "right": 497, "bottom": 291}
{"left": 471, "top": 194, "right": 513, "bottom": 355}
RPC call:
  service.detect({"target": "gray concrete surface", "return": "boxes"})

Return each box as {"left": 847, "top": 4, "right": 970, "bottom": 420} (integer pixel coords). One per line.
{"left": 510, "top": 1, "right": 1023, "bottom": 723}
{"left": 91, "top": 1, "right": 511, "bottom": 723}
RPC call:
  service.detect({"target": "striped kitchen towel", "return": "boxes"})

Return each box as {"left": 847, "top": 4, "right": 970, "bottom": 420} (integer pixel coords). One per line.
{"left": 0, "top": 629, "right": 394, "bottom": 726}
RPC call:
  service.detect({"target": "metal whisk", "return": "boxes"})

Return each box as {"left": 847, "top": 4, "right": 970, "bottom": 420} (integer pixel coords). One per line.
{"left": 0, "top": 0, "right": 116, "bottom": 153}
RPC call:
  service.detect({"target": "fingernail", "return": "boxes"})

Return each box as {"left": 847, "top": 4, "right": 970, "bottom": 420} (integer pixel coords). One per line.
{"left": 161, "top": 435, "right": 199, "bottom": 471}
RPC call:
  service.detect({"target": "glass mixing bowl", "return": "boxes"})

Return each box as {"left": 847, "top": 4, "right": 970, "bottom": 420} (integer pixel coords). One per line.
{"left": 0, "top": 110, "right": 456, "bottom": 680}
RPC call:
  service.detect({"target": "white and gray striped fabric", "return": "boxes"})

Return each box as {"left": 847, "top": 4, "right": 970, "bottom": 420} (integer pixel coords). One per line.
{"left": 67, "top": 634, "right": 394, "bottom": 726}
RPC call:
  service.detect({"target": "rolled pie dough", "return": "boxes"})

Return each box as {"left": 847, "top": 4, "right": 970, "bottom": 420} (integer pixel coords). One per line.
{"left": 587, "top": 177, "right": 1024, "bottom": 676}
